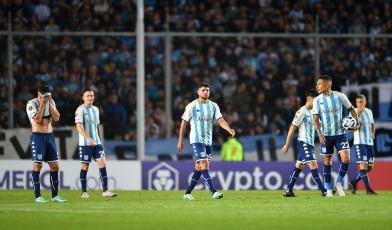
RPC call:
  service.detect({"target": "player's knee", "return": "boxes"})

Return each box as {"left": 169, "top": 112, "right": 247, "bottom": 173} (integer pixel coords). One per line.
{"left": 199, "top": 159, "right": 209, "bottom": 170}
{"left": 323, "top": 157, "right": 332, "bottom": 165}
{"left": 367, "top": 166, "right": 373, "bottom": 172}
{"left": 50, "top": 164, "right": 59, "bottom": 171}
{"left": 33, "top": 163, "right": 43, "bottom": 171}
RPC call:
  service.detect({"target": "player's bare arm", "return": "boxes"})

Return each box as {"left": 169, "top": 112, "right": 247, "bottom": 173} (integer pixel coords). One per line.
{"left": 371, "top": 123, "right": 375, "bottom": 139}
{"left": 177, "top": 120, "right": 188, "bottom": 152}
{"left": 218, "top": 118, "right": 235, "bottom": 137}
{"left": 282, "top": 125, "right": 297, "bottom": 154}
{"left": 313, "top": 114, "right": 325, "bottom": 145}
{"left": 48, "top": 97, "right": 60, "bottom": 122}
{"left": 76, "top": 123, "right": 94, "bottom": 146}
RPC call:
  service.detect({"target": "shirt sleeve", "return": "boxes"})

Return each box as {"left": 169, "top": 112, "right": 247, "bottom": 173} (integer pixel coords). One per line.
{"left": 181, "top": 104, "right": 192, "bottom": 122}
{"left": 95, "top": 107, "right": 100, "bottom": 124}
{"left": 75, "top": 107, "right": 83, "bottom": 124}
{"left": 26, "top": 100, "right": 38, "bottom": 122}
{"left": 340, "top": 92, "right": 353, "bottom": 109}
{"left": 292, "top": 108, "right": 305, "bottom": 127}
{"left": 312, "top": 97, "right": 320, "bottom": 115}
{"left": 213, "top": 103, "right": 223, "bottom": 120}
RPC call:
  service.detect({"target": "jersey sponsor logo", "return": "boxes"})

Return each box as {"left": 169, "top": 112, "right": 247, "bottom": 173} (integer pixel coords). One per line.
{"left": 322, "top": 108, "right": 340, "bottom": 114}
{"left": 197, "top": 117, "right": 213, "bottom": 122}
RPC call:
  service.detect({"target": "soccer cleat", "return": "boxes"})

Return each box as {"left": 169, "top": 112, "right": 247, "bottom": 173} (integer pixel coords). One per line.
{"left": 183, "top": 194, "right": 195, "bottom": 200}
{"left": 366, "top": 189, "right": 378, "bottom": 195}
{"left": 102, "top": 190, "right": 117, "bottom": 197}
{"left": 326, "top": 190, "right": 334, "bottom": 197}
{"left": 283, "top": 190, "right": 297, "bottom": 197}
{"left": 348, "top": 181, "right": 357, "bottom": 194}
{"left": 81, "top": 192, "right": 91, "bottom": 198}
{"left": 51, "top": 195, "right": 67, "bottom": 202}
{"left": 212, "top": 192, "right": 224, "bottom": 199}
{"left": 35, "top": 196, "right": 48, "bottom": 203}
{"left": 335, "top": 183, "right": 345, "bottom": 197}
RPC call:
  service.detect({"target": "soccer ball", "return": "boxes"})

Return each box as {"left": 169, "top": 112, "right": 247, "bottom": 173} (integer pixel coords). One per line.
{"left": 342, "top": 116, "right": 357, "bottom": 130}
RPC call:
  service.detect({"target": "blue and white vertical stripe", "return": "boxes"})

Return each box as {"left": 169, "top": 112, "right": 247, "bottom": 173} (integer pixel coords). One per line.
{"left": 75, "top": 105, "right": 101, "bottom": 146}
{"left": 354, "top": 108, "right": 374, "bottom": 145}
{"left": 292, "top": 106, "right": 315, "bottom": 146}
{"left": 182, "top": 99, "right": 222, "bottom": 146}
{"left": 312, "top": 91, "right": 352, "bottom": 137}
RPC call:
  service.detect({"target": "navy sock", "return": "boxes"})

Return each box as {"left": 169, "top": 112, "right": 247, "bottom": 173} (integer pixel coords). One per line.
{"left": 80, "top": 169, "right": 88, "bottom": 192}
{"left": 353, "top": 172, "right": 361, "bottom": 184}
{"left": 32, "top": 171, "right": 41, "bottom": 198}
{"left": 323, "top": 165, "right": 332, "bottom": 190}
{"left": 311, "top": 169, "right": 326, "bottom": 192}
{"left": 99, "top": 168, "right": 108, "bottom": 192}
{"left": 186, "top": 170, "right": 201, "bottom": 194}
{"left": 201, "top": 170, "right": 216, "bottom": 194}
{"left": 359, "top": 169, "right": 371, "bottom": 190}
{"left": 337, "top": 163, "right": 349, "bottom": 183}
{"left": 287, "top": 167, "right": 302, "bottom": 192}
{"left": 50, "top": 171, "right": 59, "bottom": 198}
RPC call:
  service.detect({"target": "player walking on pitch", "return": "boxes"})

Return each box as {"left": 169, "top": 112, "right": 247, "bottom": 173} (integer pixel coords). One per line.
{"left": 282, "top": 89, "right": 327, "bottom": 197}
{"left": 348, "top": 95, "right": 377, "bottom": 195}
{"left": 178, "top": 82, "right": 235, "bottom": 200}
{"left": 26, "top": 85, "right": 67, "bottom": 202}
{"left": 75, "top": 89, "right": 117, "bottom": 198}
{"left": 312, "top": 75, "right": 359, "bottom": 197}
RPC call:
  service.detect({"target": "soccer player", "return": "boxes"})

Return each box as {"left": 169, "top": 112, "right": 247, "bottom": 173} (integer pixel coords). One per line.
{"left": 177, "top": 82, "right": 235, "bottom": 200}
{"left": 313, "top": 75, "right": 359, "bottom": 197}
{"left": 75, "top": 89, "right": 117, "bottom": 198}
{"left": 282, "top": 89, "right": 327, "bottom": 197}
{"left": 26, "top": 85, "right": 67, "bottom": 203}
{"left": 348, "top": 95, "right": 377, "bottom": 195}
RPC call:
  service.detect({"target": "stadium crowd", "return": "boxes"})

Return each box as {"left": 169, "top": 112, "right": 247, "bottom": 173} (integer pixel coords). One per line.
{"left": 0, "top": 0, "right": 391, "bottom": 142}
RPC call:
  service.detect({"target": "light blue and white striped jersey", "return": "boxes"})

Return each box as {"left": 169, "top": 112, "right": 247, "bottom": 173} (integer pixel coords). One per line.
{"left": 26, "top": 98, "right": 57, "bottom": 123}
{"left": 312, "top": 91, "right": 352, "bottom": 137}
{"left": 292, "top": 106, "right": 315, "bottom": 146}
{"left": 182, "top": 99, "right": 223, "bottom": 145}
{"left": 75, "top": 105, "right": 101, "bottom": 146}
{"left": 353, "top": 108, "right": 374, "bottom": 145}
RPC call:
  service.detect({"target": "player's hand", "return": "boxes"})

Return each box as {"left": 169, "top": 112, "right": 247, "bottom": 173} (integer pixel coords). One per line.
{"left": 371, "top": 133, "right": 375, "bottom": 139}
{"left": 282, "top": 144, "right": 289, "bottom": 154}
{"left": 228, "top": 129, "right": 235, "bottom": 137}
{"left": 38, "top": 96, "right": 49, "bottom": 105}
{"left": 177, "top": 141, "right": 183, "bottom": 152}
{"left": 319, "top": 133, "right": 326, "bottom": 145}
{"left": 87, "top": 137, "right": 94, "bottom": 146}
{"left": 348, "top": 125, "right": 359, "bottom": 133}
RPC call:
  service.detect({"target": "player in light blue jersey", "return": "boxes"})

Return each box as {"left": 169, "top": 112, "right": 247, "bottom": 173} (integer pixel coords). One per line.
{"left": 282, "top": 89, "right": 327, "bottom": 197}
{"left": 26, "top": 85, "right": 66, "bottom": 203}
{"left": 178, "top": 82, "right": 235, "bottom": 200}
{"left": 348, "top": 95, "right": 377, "bottom": 195}
{"left": 75, "top": 89, "right": 117, "bottom": 198}
{"left": 313, "top": 75, "right": 359, "bottom": 197}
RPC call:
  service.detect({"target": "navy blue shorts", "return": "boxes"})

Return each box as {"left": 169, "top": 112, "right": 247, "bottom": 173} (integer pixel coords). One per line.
{"left": 320, "top": 134, "right": 350, "bottom": 156}
{"left": 297, "top": 141, "right": 317, "bottom": 164}
{"left": 30, "top": 132, "right": 58, "bottom": 163}
{"left": 79, "top": 145, "right": 105, "bottom": 163}
{"left": 191, "top": 143, "right": 212, "bottom": 163}
{"left": 354, "top": 144, "right": 375, "bottom": 166}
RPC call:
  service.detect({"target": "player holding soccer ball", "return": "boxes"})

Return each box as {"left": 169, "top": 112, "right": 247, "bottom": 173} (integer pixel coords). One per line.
{"left": 178, "top": 82, "right": 235, "bottom": 200}
{"left": 282, "top": 89, "right": 327, "bottom": 197}
{"left": 75, "top": 89, "right": 117, "bottom": 198}
{"left": 312, "top": 75, "right": 359, "bottom": 197}
{"left": 348, "top": 95, "right": 377, "bottom": 195}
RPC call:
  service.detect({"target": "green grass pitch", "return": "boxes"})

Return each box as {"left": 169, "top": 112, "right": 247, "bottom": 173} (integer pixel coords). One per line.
{"left": 1, "top": 190, "right": 391, "bottom": 230}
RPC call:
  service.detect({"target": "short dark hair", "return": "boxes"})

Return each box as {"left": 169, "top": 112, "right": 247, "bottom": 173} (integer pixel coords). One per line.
{"left": 318, "top": 75, "right": 332, "bottom": 84}
{"left": 356, "top": 94, "right": 366, "bottom": 100}
{"left": 37, "top": 85, "right": 50, "bottom": 94}
{"left": 82, "top": 88, "right": 94, "bottom": 96}
{"left": 306, "top": 89, "right": 319, "bottom": 98}
{"left": 198, "top": 82, "right": 210, "bottom": 89}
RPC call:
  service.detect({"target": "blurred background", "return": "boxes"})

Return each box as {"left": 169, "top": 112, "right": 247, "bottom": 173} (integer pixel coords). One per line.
{"left": 0, "top": 0, "right": 391, "bottom": 191}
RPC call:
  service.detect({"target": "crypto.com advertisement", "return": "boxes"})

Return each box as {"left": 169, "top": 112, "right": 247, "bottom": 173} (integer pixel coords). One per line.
{"left": 142, "top": 161, "right": 356, "bottom": 191}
